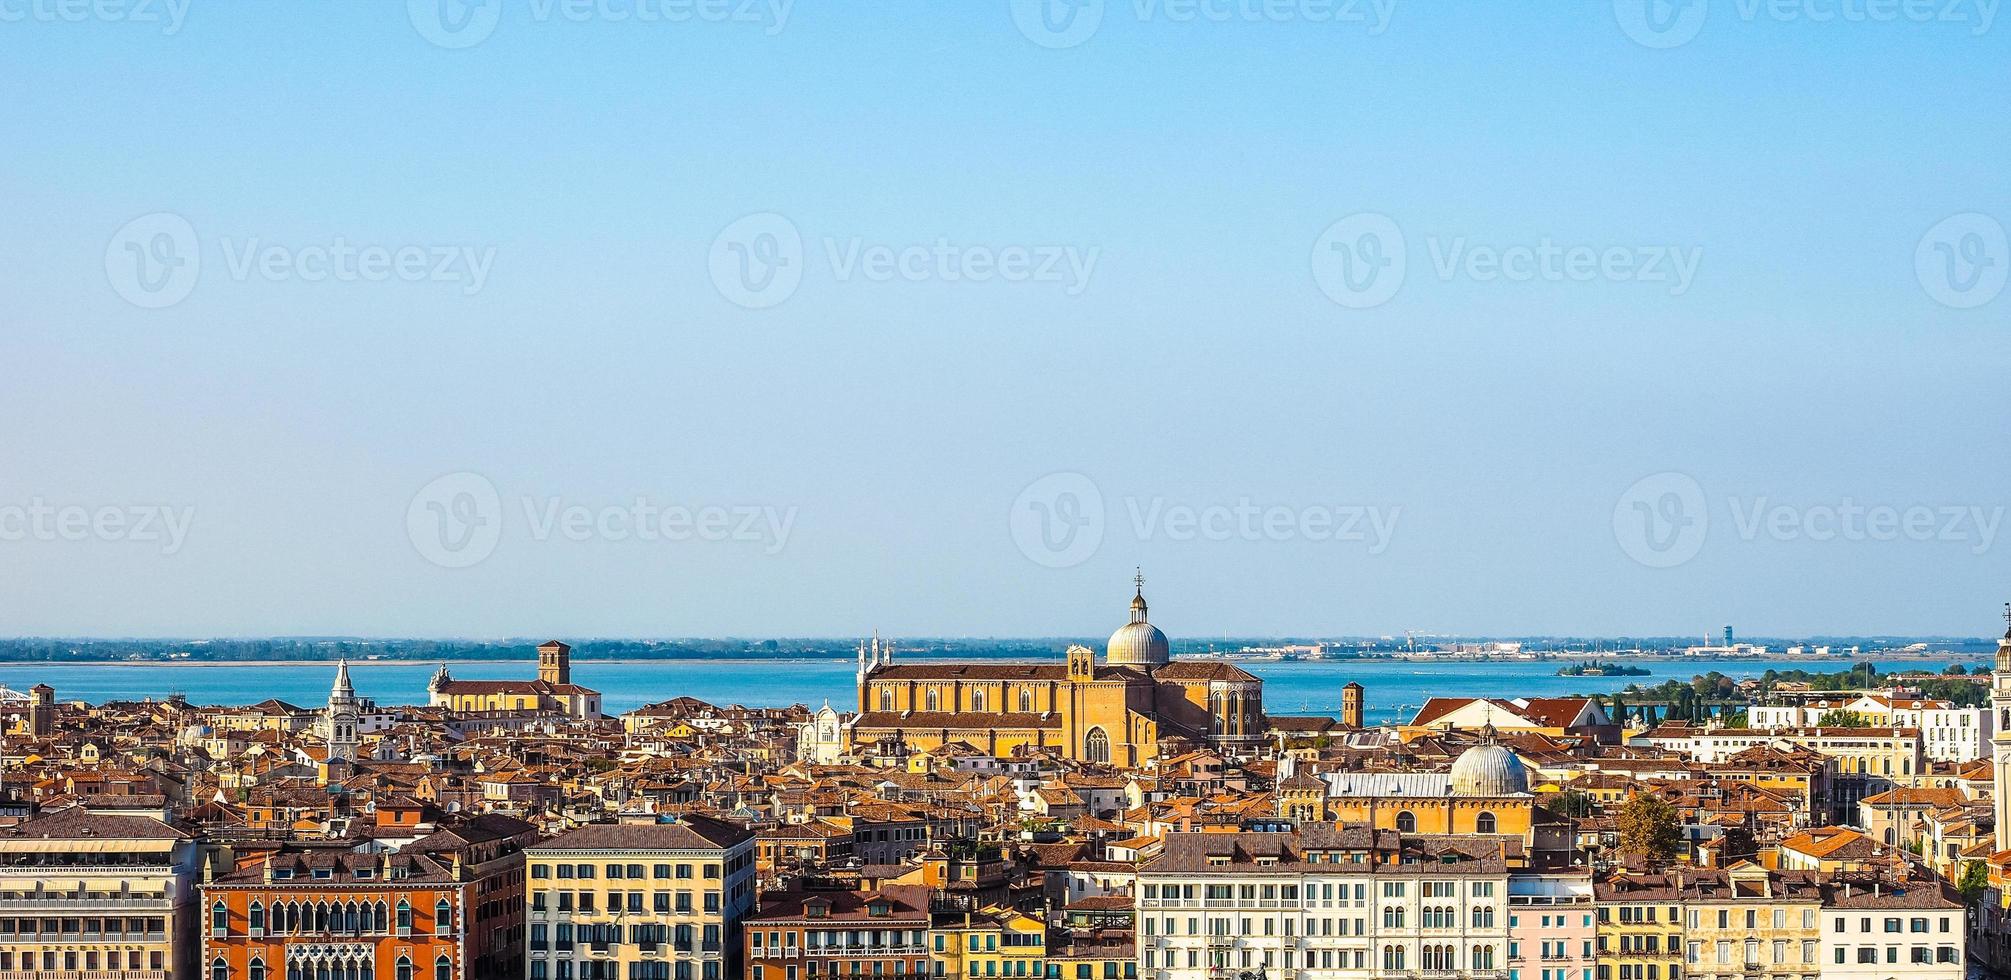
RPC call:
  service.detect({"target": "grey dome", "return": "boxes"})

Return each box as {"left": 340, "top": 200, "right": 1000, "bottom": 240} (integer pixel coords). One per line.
{"left": 1107, "top": 586, "right": 1170, "bottom": 666}
{"left": 1450, "top": 742, "right": 1529, "bottom": 797}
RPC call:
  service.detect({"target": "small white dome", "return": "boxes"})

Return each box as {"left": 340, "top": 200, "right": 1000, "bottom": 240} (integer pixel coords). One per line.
{"left": 1450, "top": 742, "right": 1529, "bottom": 797}
{"left": 1106, "top": 585, "right": 1169, "bottom": 666}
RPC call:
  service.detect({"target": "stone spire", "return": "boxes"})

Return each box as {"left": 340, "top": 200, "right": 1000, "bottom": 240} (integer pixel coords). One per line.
{"left": 331, "top": 658, "right": 355, "bottom": 701}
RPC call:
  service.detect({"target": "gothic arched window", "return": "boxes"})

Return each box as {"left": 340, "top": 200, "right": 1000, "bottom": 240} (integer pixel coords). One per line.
{"left": 1084, "top": 727, "right": 1110, "bottom": 764}
{"left": 1395, "top": 810, "right": 1417, "bottom": 833}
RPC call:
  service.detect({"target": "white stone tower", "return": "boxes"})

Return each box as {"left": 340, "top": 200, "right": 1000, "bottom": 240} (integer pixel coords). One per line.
{"left": 324, "top": 658, "right": 359, "bottom": 763}
{"left": 1993, "top": 604, "right": 2011, "bottom": 851}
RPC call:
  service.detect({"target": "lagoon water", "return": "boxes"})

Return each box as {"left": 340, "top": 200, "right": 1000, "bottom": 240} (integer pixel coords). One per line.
{"left": 0, "top": 657, "right": 1946, "bottom": 727}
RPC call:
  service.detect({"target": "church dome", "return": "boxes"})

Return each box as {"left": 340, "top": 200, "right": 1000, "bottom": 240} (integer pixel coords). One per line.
{"left": 1450, "top": 742, "right": 1529, "bottom": 797}
{"left": 1106, "top": 576, "right": 1170, "bottom": 667}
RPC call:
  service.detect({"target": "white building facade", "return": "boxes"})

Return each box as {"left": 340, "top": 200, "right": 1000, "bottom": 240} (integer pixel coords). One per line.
{"left": 1137, "top": 827, "right": 1509, "bottom": 980}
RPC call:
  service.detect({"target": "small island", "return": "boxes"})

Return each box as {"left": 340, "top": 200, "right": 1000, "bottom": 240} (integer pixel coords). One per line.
{"left": 1557, "top": 660, "right": 1651, "bottom": 677}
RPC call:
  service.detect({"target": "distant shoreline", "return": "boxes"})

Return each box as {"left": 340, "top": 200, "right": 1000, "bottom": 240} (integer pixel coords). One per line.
{"left": 0, "top": 652, "right": 1973, "bottom": 668}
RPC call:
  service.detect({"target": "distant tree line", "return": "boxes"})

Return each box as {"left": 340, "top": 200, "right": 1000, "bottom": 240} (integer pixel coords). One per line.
{"left": 0, "top": 637, "right": 1089, "bottom": 663}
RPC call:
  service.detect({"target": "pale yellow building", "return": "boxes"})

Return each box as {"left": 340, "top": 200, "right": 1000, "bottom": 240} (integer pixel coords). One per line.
{"left": 429, "top": 640, "right": 602, "bottom": 719}
{"left": 1680, "top": 864, "right": 1823, "bottom": 980}
{"left": 0, "top": 808, "right": 198, "bottom": 979}
{"left": 525, "top": 816, "right": 755, "bottom": 980}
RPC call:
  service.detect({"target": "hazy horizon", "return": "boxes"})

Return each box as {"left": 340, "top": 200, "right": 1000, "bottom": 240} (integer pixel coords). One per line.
{"left": 4, "top": 4, "right": 2006, "bottom": 638}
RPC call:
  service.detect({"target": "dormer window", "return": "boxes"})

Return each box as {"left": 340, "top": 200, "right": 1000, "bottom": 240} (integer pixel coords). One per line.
{"left": 312, "top": 869, "right": 332, "bottom": 880}
{"left": 868, "top": 902, "right": 891, "bottom": 917}
{"left": 272, "top": 869, "right": 293, "bottom": 880}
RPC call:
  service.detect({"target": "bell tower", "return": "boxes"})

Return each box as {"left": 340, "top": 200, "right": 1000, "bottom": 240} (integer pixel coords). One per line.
{"left": 1993, "top": 603, "right": 2011, "bottom": 851}
{"left": 538, "top": 640, "right": 572, "bottom": 686}
{"left": 324, "top": 660, "right": 358, "bottom": 763}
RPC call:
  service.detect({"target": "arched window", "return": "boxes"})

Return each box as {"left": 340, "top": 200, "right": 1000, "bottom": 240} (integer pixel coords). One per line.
{"left": 396, "top": 899, "right": 413, "bottom": 931}
{"left": 878, "top": 689, "right": 893, "bottom": 711}
{"left": 435, "top": 899, "right": 453, "bottom": 934}
{"left": 1474, "top": 945, "right": 1494, "bottom": 969}
{"left": 1084, "top": 727, "right": 1110, "bottom": 764}
{"left": 925, "top": 688, "right": 938, "bottom": 711}
{"left": 435, "top": 955, "right": 452, "bottom": 980}
{"left": 1395, "top": 810, "right": 1417, "bottom": 833}
{"left": 1475, "top": 811, "right": 1497, "bottom": 834}
{"left": 211, "top": 958, "right": 229, "bottom": 980}
{"left": 287, "top": 963, "right": 301, "bottom": 980}
{"left": 211, "top": 902, "right": 228, "bottom": 934}
{"left": 395, "top": 957, "right": 413, "bottom": 980}
{"left": 249, "top": 958, "right": 267, "bottom": 980}
{"left": 248, "top": 901, "right": 265, "bottom": 931}
{"left": 971, "top": 689, "right": 987, "bottom": 712}
{"left": 1019, "top": 686, "right": 1032, "bottom": 712}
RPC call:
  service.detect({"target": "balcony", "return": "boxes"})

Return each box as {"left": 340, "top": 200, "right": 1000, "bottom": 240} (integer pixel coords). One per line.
{"left": 0, "top": 896, "right": 173, "bottom": 912}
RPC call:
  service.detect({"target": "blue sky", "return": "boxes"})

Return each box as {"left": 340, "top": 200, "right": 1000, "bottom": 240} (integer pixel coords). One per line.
{"left": 1, "top": 1, "right": 2007, "bottom": 639}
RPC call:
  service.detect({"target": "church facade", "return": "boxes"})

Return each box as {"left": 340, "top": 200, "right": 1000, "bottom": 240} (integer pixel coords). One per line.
{"left": 848, "top": 579, "right": 1265, "bottom": 766}
{"left": 428, "top": 640, "right": 603, "bottom": 719}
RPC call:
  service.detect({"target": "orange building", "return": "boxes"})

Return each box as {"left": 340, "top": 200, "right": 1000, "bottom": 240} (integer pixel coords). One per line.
{"left": 199, "top": 822, "right": 531, "bottom": 980}
{"left": 850, "top": 578, "right": 1268, "bottom": 764}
